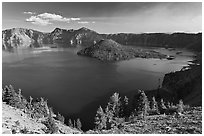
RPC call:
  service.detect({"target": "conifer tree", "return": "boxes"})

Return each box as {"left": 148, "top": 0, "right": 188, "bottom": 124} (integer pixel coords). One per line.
{"left": 158, "top": 99, "right": 167, "bottom": 114}
{"left": 133, "top": 90, "right": 149, "bottom": 118}
{"left": 104, "top": 92, "right": 122, "bottom": 128}
{"left": 76, "top": 118, "right": 82, "bottom": 130}
{"left": 177, "top": 99, "right": 184, "bottom": 113}
{"left": 160, "top": 99, "right": 167, "bottom": 109}
{"left": 95, "top": 106, "right": 107, "bottom": 130}
{"left": 17, "top": 89, "right": 22, "bottom": 102}
{"left": 68, "top": 119, "right": 73, "bottom": 127}
{"left": 3, "top": 85, "right": 15, "bottom": 104}
{"left": 44, "top": 107, "right": 59, "bottom": 134}
{"left": 120, "top": 96, "right": 130, "bottom": 118}
{"left": 166, "top": 101, "right": 171, "bottom": 109}
{"left": 29, "top": 96, "right": 33, "bottom": 105}
{"left": 56, "top": 112, "right": 65, "bottom": 124}
{"left": 108, "top": 92, "right": 121, "bottom": 117}
{"left": 150, "top": 96, "right": 159, "bottom": 114}
{"left": 73, "top": 120, "right": 76, "bottom": 128}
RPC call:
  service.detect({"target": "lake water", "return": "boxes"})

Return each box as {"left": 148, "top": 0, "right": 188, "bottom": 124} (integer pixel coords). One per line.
{"left": 2, "top": 45, "right": 195, "bottom": 130}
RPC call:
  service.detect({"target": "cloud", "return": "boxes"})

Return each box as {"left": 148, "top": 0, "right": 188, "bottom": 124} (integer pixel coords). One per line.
{"left": 23, "top": 11, "right": 36, "bottom": 15}
{"left": 37, "top": 13, "right": 70, "bottom": 22}
{"left": 26, "top": 12, "right": 82, "bottom": 26}
{"left": 78, "top": 21, "right": 89, "bottom": 24}
{"left": 78, "top": 21, "right": 96, "bottom": 24}
{"left": 70, "top": 18, "right": 80, "bottom": 21}
{"left": 26, "top": 16, "right": 52, "bottom": 26}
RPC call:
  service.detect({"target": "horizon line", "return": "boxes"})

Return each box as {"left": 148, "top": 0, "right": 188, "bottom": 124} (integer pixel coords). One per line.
{"left": 2, "top": 27, "right": 202, "bottom": 35}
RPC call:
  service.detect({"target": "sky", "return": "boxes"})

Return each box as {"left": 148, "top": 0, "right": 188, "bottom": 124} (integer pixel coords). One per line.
{"left": 2, "top": 2, "right": 202, "bottom": 34}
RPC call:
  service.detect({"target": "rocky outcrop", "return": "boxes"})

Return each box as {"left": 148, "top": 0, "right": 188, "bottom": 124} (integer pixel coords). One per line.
{"left": 77, "top": 39, "right": 166, "bottom": 61}
{"left": 145, "top": 53, "right": 202, "bottom": 106}
{"left": 2, "top": 28, "right": 47, "bottom": 50}
{"left": 161, "top": 64, "right": 202, "bottom": 106}
{"left": 2, "top": 27, "right": 103, "bottom": 50}
{"left": 49, "top": 27, "right": 103, "bottom": 46}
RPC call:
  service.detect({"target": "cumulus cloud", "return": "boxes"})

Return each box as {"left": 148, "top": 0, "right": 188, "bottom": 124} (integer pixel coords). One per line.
{"left": 26, "top": 12, "right": 82, "bottom": 26}
{"left": 23, "top": 11, "right": 36, "bottom": 15}
{"left": 26, "top": 16, "right": 52, "bottom": 26}
{"left": 37, "top": 13, "right": 70, "bottom": 22}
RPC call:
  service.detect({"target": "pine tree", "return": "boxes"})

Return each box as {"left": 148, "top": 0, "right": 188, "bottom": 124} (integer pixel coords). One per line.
{"left": 177, "top": 99, "right": 184, "bottom": 114}
{"left": 104, "top": 92, "right": 122, "bottom": 129}
{"left": 76, "top": 118, "right": 82, "bottom": 130}
{"left": 133, "top": 90, "right": 149, "bottom": 118}
{"left": 158, "top": 99, "right": 167, "bottom": 114}
{"left": 108, "top": 92, "right": 121, "bottom": 117}
{"left": 120, "top": 96, "right": 130, "bottom": 118}
{"left": 44, "top": 107, "right": 59, "bottom": 134}
{"left": 3, "top": 85, "right": 15, "bottom": 104}
{"left": 105, "top": 105, "right": 114, "bottom": 129}
{"left": 95, "top": 106, "right": 107, "bottom": 130}
{"left": 56, "top": 112, "right": 65, "bottom": 124}
{"left": 68, "top": 119, "right": 73, "bottom": 128}
{"left": 160, "top": 99, "right": 167, "bottom": 109}
{"left": 166, "top": 101, "right": 171, "bottom": 109}
{"left": 29, "top": 96, "right": 33, "bottom": 105}
{"left": 73, "top": 120, "right": 76, "bottom": 128}
{"left": 150, "top": 96, "right": 159, "bottom": 114}
{"left": 17, "top": 89, "right": 22, "bottom": 102}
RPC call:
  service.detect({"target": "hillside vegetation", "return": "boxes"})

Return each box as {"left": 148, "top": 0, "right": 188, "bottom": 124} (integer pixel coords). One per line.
{"left": 2, "top": 85, "right": 82, "bottom": 134}
{"left": 2, "top": 85, "right": 202, "bottom": 134}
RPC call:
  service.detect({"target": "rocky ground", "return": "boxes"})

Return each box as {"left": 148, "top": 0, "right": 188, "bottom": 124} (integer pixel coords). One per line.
{"left": 86, "top": 107, "right": 202, "bottom": 134}
{"left": 2, "top": 102, "right": 81, "bottom": 134}
{"left": 77, "top": 39, "right": 166, "bottom": 61}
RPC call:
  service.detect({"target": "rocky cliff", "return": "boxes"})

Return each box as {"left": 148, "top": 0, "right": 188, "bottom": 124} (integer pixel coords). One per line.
{"left": 2, "top": 27, "right": 202, "bottom": 52}
{"left": 2, "top": 27, "right": 103, "bottom": 50}
{"left": 145, "top": 53, "right": 202, "bottom": 106}
{"left": 2, "top": 28, "right": 47, "bottom": 50}
{"left": 161, "top": 54, "right": 202, "bottom": 106}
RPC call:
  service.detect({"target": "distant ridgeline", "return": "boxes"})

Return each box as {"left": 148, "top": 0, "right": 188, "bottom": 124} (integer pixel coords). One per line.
{"left": 2, "top": 27, "right": 202, "bottom": 52}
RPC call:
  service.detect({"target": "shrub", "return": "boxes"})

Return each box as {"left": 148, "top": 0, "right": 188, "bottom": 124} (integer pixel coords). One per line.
{"left": 20, "top": 127, "right": 29, "bottom": 134}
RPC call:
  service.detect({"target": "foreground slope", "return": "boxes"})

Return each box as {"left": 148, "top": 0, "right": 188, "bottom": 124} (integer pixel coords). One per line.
{"left": 86, "top": 107, "right": 202, "bottom": 134}
{"left": 2, "top": 103, "right": 81, "bottom": 134}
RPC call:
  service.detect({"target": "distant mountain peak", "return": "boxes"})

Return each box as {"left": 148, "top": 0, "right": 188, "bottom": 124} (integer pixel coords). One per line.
{"left": 78, "top": 27, "right": 92, "bottom": 31}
